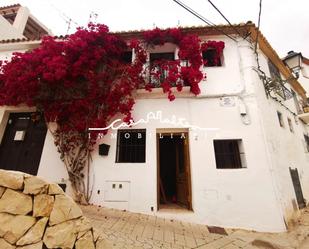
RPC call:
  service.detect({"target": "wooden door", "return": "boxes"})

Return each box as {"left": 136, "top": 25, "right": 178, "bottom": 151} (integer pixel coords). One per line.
{"left": 0, "top": 112, "right": 47, "bottom": 175}
{"left": 176, "top": 135, "right": 191, "bottom": 209}
{"left": 289, "top": 168, "right": 306, "bottom": 209}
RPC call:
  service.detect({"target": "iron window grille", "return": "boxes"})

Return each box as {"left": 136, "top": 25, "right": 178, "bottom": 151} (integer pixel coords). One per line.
{"left": 149, "top": 52, "right": 175, "bottom": 87}
{"left": 256, "top": 68, "right": 293, "bottom": 101}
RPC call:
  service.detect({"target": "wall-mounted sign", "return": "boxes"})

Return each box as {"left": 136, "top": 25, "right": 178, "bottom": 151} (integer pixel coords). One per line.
{"left": 14, "top": 130, "right": 26, "bottom": 141}
{"left": 220, "top": 97, "right": 235, "bottom": 107}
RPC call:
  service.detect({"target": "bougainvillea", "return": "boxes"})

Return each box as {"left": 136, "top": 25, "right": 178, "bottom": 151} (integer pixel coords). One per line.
{"left": 143, "top": 28, "right": 205, "bottom": 99}
{"left": 0, "top": 24, "right": 224, "bottom": 203}
{"left": 201, "top": 40, "right": 225, "bottom": 66}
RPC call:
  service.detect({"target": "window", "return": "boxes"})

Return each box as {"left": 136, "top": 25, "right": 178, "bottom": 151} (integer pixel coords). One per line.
{"left": 277, "top": 111, "right": 284, "bottom": 128}
{"left": 268, "top": 60, "right": 286, "bottom": 99}
{"left": 116, "top": 129, "right": 146, "bottom": 163}
{"left": 202, "top": 49, "right": 222, "bottom": 67}
{"left": 287, "top": 118, "right": 294, "bottom": 133}
{"left": 268, "top": 60, "right": 281, "bottom": 80}
{"left": 149, "top": 52, "right": 175, "bottom": 87}
{"left": 213, "top": 139, "right": 246, "bottom": 169}
{"left": 304, "top": 135, "right": 309, "bottom": 152}
{"left": 121, "top": 51, "right": 133, "bottom": 64}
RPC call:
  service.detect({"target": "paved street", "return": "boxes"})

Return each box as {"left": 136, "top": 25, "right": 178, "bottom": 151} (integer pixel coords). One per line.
{"left": 82, "top": 205, "right": 309, "bottom": 249}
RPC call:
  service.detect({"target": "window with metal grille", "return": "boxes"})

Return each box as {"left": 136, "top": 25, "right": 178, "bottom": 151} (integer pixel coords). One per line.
{"left": 268, "top": 60, "right": 286, "bottom": 99}
{"left": 304, "top": 135, "right": 309, "bottom": 152}
{"left": 149, "top": 52, "right": 175, "bottom": 87}
{"left": 202, "top": 49, "right": 222, "bottom": 67}
{"left": 277, "top": 111, "right": 285, "bottom": 128}
{"left": 213, "top": 139, "right": 246, "bottom": 169}
{"left": 287, "top": 118, "right": 294, "bottom": 133}
{"left": 116, "top": 129, "right": 146, "bottom": 163}
{"left": 268, "top": 60, "right": 281, "bottom": 80}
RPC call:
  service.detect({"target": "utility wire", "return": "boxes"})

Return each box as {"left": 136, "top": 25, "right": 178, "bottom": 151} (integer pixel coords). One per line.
{"left": 254, "top": 0, "right": 262, "bottom": 56}
{"left": 172, "top": 0, "right": 237, "bottom": 42}
{"left": 49, "top": 3, "right": 80, "bottom": 34}
{"left": 253, "top": 0, "right": 263, "bottom": 71}
{"left": 206, "top": 0, "right": 243, "bottom": 37}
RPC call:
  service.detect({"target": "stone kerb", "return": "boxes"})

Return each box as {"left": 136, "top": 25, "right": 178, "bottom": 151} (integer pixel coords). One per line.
{"left": 0, "top": 169, "right": 106, "bottom": 249}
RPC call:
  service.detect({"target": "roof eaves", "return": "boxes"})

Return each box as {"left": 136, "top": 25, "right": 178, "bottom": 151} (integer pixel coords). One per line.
{"left": 250, "top": 26, "right": 306, "bottom": 100}
{"left": 0, "top": 3, "right": 21, "bottom": 11}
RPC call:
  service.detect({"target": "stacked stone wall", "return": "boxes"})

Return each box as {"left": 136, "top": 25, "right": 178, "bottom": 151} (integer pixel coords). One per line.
{"left": 0, "top": 170, "right": 105, "bottom": 249}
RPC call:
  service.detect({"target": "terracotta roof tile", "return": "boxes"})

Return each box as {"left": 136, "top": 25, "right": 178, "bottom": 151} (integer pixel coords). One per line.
{"left": 0, "top": 23, "right": 255, "bottom": 44}
{"left": 0, "top": 3, "right": 21, "bottom": 10}
{"left": 0, "top": 35, "right": 68, "bottom": 44}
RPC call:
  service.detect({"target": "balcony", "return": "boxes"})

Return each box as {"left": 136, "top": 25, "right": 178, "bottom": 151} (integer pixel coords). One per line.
{"left": 298, "top": 107, "right": 309, "bottom": 124}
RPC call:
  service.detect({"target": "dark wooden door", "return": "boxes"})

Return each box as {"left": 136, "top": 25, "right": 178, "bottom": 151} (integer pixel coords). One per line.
{"left": 0, "top": 112, "right": 47, "bottom": 175}
{"left": 289, "top": 168, "right": 306, "bottom": 209}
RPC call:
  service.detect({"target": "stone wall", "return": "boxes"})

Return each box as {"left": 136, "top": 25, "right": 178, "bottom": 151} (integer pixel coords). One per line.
{"left": 0, "top": 169, "right": 106, "bottom": 249}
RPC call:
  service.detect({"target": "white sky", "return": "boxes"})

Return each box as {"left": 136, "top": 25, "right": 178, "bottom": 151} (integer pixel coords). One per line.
{"left": 2, "top": 0, "right": 309, "bottom": 57}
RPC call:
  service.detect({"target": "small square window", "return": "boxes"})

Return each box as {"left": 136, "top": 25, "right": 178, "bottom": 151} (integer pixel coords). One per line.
{"left": 121, "top": 51, "right": 133, "bottom": 64}
{"left": 268, "top": 60, "right": 281, "bottom": 80}
{"left": 116, "top": 129, "right": 146, "bottom": 163}
{"left": 304, "top": 135, "right": 309, "bottom": 152}
{"left": 213, "top": 139, "right": 246, "bottom": 169}
{"left": 277, "top": 111, "right": 284, "bottom": 128}
{"left": 202, "top": 49, "right": 222, "bottom": 67}
{"left": 287, "top": 118, "right": 294, "bottom": 133}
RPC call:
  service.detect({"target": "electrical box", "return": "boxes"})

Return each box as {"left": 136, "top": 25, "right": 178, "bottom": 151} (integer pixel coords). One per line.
{"left": 99, "top": 143, "right": 110, "bottom": 156}
{"left": 104, "top": 181, "right": 130, "bottom": 202}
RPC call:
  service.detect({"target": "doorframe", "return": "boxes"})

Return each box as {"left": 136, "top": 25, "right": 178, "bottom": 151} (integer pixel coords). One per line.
{"left": 156, "top": 128, "right": 192, "bottom": 210}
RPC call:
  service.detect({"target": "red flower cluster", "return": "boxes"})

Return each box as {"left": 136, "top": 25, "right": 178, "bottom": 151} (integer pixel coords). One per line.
{"left": 0, "top": 24, "right": 146, "bottom": 148}
{"left": 141, "top": 28, "right": 224, "bottom": 99}
{"left": 201, "top": 40, "right": 225, "bottom": 66}
{"left": 143, "top": 27, "right": 183, "bottom": 46}
{"left": 0, "top": 24, "right": 225, "bottom": 147}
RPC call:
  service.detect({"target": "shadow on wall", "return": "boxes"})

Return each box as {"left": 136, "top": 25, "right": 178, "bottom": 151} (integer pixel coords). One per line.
{"left": 0, "top": 169, "right": 106, "bottom": 249}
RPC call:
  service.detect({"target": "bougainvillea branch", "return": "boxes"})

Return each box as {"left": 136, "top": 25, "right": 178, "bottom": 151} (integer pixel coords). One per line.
{"left": 0, "top": 24, "right": 224, "bottom": 203}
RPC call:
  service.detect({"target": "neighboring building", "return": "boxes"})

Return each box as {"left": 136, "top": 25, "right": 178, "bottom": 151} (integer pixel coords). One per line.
{"left": 0, "top": 4, "right": 52, "bottom": 40}
{"left": 0, "top": 10, "right": 309, "bottom": 232}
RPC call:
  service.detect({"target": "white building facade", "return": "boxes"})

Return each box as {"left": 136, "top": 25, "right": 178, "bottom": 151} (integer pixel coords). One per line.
{"left": 0, "top": 21, "right": 309, "bottom": 233}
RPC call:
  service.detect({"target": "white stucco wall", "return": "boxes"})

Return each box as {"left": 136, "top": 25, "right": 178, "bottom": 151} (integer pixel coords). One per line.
{"left": 252, "top": 49, "right": 309, "bottom": 225}
{"left": 0, "top": 15, "right": 24, "bottom": 40}
{"left": 85, "top": 38, "right": 286, "bottom": 232}
{"left": 1, "top": 35, "right": 308, "bottom": 232}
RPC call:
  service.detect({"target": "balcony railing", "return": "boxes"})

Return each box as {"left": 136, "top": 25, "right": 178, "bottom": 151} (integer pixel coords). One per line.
{"left": 298, "top": 106, "right": 309, "bottom": 124}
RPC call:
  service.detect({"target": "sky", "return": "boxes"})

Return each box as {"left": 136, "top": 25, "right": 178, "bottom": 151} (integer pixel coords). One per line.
{"left": 1, "top": 0, "right": 309, "bottom": 57}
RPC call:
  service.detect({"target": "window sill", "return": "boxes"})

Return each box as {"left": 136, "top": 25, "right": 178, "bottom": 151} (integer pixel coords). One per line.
{"left": 135, "top": 86, "right": 195, "bottom": 99}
